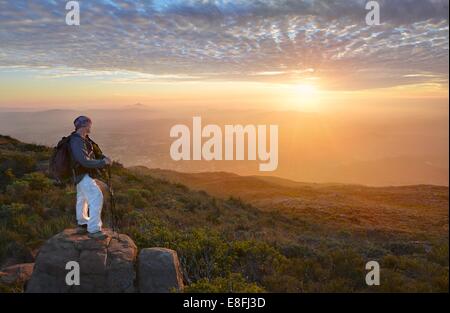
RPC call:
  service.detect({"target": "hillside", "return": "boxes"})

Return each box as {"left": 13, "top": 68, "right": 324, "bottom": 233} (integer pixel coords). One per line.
{"left": 130, "top": 167, "right": 449, "bottom": 237}
{"left": 0, "top": 135, "right": 448, "bottom": 292}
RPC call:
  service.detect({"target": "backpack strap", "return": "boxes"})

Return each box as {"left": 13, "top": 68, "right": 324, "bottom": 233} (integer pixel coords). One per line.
{"left": 87, "top": 136, "right": 104, "bottom": 159}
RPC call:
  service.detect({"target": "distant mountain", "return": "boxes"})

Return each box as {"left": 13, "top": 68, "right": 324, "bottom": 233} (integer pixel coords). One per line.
{"left": 123, "top": 103, "right": 152, "bottom": 110}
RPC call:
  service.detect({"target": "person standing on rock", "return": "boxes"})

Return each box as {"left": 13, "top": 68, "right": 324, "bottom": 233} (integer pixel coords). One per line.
{"left": 70, "top": 116, "right": 112, "bottom": 240}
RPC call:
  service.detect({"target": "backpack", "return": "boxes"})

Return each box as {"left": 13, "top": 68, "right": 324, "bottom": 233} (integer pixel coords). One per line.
{"left": 49, "top": 134, "right": 75, "bottom": 185}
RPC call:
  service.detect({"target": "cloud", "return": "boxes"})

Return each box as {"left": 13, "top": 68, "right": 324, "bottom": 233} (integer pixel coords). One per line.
{"left": 0, "top": 0, "right": 448, "bottom": 90}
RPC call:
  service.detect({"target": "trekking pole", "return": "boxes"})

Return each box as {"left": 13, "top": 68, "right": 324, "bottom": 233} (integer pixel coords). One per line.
{"left": 107, "top": 165, "right": 119, "bottom": 239}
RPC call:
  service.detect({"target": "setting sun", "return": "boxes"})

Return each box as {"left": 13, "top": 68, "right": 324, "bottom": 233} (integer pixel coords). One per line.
{"left": 296, "top": 84, "right": 318, "bottom": 96}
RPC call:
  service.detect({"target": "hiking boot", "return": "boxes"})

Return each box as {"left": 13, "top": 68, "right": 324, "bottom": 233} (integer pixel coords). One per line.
{"left": 75, "top": 224, "right": 87, "bottom": 234}
{"left": 88, "top": 231, "right": 108, "bottom": 240}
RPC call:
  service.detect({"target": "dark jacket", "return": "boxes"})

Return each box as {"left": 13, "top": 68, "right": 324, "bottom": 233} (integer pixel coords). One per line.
{"left": 69, "top": 132, "right": 107, "bottom": 185}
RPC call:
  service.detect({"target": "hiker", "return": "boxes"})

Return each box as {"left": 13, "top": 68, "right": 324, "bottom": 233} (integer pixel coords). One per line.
{"left": 70, "top": 116, "right": 112, "bottom": 239}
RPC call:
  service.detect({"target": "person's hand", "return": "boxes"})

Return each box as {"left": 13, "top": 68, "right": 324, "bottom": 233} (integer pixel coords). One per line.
{"left": 104, "top": 156, "right": 113, "bottom": 166}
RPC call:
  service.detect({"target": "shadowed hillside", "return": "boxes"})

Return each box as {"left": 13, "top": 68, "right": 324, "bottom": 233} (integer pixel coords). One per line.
{"left": 133, "top": 168, "right": 449, "bottom": 237}
{"left": 0, "top": 135, "right": 448, "bottom": 293}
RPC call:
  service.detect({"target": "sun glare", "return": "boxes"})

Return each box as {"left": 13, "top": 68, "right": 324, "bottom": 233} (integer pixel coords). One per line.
{"left": 296, "top": 84, "right": 318, "bottom": 96}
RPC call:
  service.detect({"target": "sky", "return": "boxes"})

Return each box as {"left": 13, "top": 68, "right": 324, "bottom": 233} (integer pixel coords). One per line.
{"left": 0, "top": 0, "right": 448, "bottom": 110}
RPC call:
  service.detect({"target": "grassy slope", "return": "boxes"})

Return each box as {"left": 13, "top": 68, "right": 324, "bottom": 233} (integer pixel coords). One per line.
{"left": 130, "top": 167, "right": 449, "bottom": 238}
{"left": 0, "top": 135, "right": 448, "bottom": 292}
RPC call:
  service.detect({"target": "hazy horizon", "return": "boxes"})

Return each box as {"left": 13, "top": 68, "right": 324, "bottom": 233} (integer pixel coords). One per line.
{"left": 0, "top": 104, "right": 448, "bottom": 187}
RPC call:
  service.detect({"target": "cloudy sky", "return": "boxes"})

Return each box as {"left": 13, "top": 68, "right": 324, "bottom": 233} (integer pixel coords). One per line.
{"left": 0, "top": 0, "right": 448, "bottom": 108}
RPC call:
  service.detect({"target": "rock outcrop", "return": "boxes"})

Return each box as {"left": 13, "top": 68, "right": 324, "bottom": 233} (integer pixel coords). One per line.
{"left": 138, "top": 248, "right": 184, "bottom": 293}
{"left": 0, "top": 263, "right": 34, "bottom": 289}
{"left": 25, "top": 228, "right": 184, "bottom": 293}
{"left": 27, "top": 228, "right": 137, "bottom": 293}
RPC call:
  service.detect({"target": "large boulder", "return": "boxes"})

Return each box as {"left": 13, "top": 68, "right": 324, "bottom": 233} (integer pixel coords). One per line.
{"left": 138, "top": 248, "right": 184, "bottom": 293}
{"left": 26, "top": 228, "right": 137, "bottom": 293}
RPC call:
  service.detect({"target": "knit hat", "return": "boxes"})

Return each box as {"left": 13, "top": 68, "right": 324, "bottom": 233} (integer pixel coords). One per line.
{"left": 74, "top": 116, "right": 92, "bottom": 130}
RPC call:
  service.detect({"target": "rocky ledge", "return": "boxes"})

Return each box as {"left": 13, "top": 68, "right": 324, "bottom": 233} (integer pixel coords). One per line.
{"left": 14, "top": 228, "right": 185, "bottom": 293}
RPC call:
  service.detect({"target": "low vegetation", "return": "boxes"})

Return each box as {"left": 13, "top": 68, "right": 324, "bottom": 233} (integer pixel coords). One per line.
{"left": 0, "top": 135, "right": 448, "bottom": 292}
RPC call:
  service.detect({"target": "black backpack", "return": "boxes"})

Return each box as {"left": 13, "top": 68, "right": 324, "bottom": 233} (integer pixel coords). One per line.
{"left": 49, "top": 134, "right": 74, "bottom": 185}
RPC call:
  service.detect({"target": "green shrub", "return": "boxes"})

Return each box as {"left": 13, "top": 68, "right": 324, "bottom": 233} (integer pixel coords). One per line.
{"left": 185, "top": 273, "right": 265, "bottom": 293}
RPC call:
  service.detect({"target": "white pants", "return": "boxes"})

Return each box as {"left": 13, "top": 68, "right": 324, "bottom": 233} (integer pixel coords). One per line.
{"left": 76, "top": 174, "right": 103, "bottom": 233}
